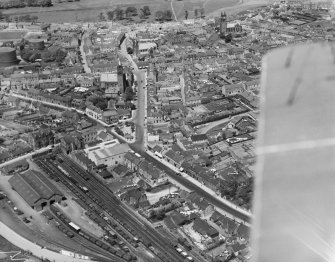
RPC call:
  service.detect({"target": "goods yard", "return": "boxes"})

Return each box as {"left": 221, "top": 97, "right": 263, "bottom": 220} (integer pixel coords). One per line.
{"left": 33, "top": 151, "right": 186, "bottom": 262}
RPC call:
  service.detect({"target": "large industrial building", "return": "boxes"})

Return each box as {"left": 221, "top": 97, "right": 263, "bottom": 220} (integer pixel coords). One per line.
{"left": 84, "top": 140, "right": 130, "bottom": 167}
{"left": 9, "top": 170, "right": 64, "bottom": 211}
{"left": 0, "top": 47, "right": 19, "bottom": 67}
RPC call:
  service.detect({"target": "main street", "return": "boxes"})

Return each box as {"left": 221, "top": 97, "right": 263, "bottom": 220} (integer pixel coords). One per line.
{"left": 120, "top": 35, "right": 251, "bottom": 223}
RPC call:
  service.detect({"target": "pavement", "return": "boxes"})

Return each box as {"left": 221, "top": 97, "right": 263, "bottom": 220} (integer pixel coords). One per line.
{"left": 0, "top": 221, "right": 93, "bottom": 262}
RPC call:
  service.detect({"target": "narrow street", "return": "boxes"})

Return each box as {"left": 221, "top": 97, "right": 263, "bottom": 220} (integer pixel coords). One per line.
{"left": 79, "top": 32, "right": 91, "bottom": 74}
{"left": 120, "top": 37, "right": 147, "bottom": 151}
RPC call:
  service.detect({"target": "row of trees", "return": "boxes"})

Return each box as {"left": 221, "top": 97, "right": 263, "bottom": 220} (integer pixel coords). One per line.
{"left": 10, "top": 14, "right": 38, "bottom": 23}
{"left": 184, "top": 8, "right": 205, "bottom": 20}
{"left": 100, "top": 6, "right": 151, "bottom": 21}
{"left": 220, "top": 176, "right": 254, "bottom": 210}
{"left": 21, "top": 48, "right": 67, "bottom": 64}
{"left": 0, "top": 11, "right": 39, "bottom": 23}
{"left": 155, "top": 10, "right": 172, "bottom": 21}
{"left": 0, "top": 0, "right": 52, "bottom": 9}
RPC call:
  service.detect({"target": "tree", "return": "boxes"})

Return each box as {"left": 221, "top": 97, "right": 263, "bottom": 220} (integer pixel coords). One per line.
{"left": 272, "top": 9, "right": 279, "bottom": 17}
{"left": 114, "top": 7, "right": 124, "bottom": 20}
{"left": 225, "top": 33, "right": 232, "bottom": 43}
{"left": 125, "top": 7, "right": 131, "bottom": 18}
{"left": 99, "top": 12, "right": 106, "bottom": 21}
{"left": 143, "top": 6, "right": 151, "bottom": 16}
{"left": 125, "top": 86, "right": 134, "bottom": 101}
{"left": 139, "top": 10, "right": 145, "bottom": 19}
{"left": 41, "top": 51, "right": 55, "bottom": 62}
{"left": 54, "top": 49, "right": 67, "bottom": 63}
{"left": 155, "top": 11, "right": 164, "bottom": 21}
{"left": 31, "top": 15, "right": 38, "bottom": 24}
{"left": 21, "top": 14, "right": 32, "bottom": 22}
{"left": 126, "top": 47, "right": 133, "bottom": 54}
{"left": 164, "top": 10, "right": 172, "bottom": 21}
{"left": 200, "top": 8, "right": 204, "bottom": 17}
{"left": 106, "top": 10, "right": 113, "bottom": 20}
{"left": 40, "top": 0, "right": 52, "bottom": 7}
{"left": 125, "top": 6, "right": 137, "bottom": 18}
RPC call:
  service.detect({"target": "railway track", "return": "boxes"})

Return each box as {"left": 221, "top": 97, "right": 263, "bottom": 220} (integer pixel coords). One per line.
{"left": 57, "top": 153, "right": 184, "bottom": 262}
{"left": 36, "top": 158, "right": 133, "bottom": 262}
{"left": 35, "top": 153, "right": 184, "bottom": 262}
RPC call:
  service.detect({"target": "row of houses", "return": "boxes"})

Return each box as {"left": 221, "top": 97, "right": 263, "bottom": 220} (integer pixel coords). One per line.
{"left": 124, "top": 152, "right": 168, "bottom": 187}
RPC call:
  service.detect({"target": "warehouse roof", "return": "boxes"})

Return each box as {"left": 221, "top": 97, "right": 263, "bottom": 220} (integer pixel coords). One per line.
{"left": 9, "top": 170, "right": 63, "bottom": 206}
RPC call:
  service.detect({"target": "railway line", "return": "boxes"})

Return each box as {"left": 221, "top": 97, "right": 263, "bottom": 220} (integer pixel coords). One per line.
{"left": 35, "top": 157, "right": 134, "bottom": 262}
{"left": 57, "top": 153, "right": 184, "bottom": 262}
{"left": 34, "top": 153, "right": 185, "bottom": 262}
{"left": 47, "top": 206, "right": 116, "bottom": 262}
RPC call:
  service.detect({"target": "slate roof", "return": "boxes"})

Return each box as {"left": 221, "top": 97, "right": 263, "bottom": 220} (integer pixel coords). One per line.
{"left": 124, "top": 152, "right": 143, "bottom": 166}
{"left": 9, "top": 170, "right": 63, "bottom": 206}
{"left": 236, "top": 224, "right": 250, "bottom": 240}
{"left": 193, "top": 217, "right": 219, "bottom": 238}
{"left": 190, "top": 134, "right": 208, "bottom": 142}
{"left": 164, "top": 149, "right": 184, "bottom": 165}
{"left": 138, "top": 160, "right": 160, "bottom": 180}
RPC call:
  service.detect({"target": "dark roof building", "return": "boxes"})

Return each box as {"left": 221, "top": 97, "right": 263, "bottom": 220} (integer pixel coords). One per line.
{"left": 9, "top": 170, "right": 64, "bottom": 211}
{"left": 193, "top": 217, "right": 219, "bottom": 239}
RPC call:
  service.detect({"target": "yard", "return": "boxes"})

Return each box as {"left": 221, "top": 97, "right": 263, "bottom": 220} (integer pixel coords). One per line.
{"left": 145, "top": 186, "right": 178, "bottom": 205}
{"left": 55, "top": 200, "right": 104, "bottom": 238}
{"left": 107, "top": 175, "right": 135, "bottom": 194}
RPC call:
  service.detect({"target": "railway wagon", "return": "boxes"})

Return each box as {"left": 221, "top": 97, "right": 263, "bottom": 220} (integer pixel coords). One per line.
{"left": 69, "top": 222, "right": 81, "bottom": 232}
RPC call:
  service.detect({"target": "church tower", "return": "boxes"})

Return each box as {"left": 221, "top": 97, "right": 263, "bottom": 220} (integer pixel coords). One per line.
{"left": 220, "top": 11, "right": 227, "bottom": 35}
{"left": 117, "top": 65, "right": 125, "bottom": 93}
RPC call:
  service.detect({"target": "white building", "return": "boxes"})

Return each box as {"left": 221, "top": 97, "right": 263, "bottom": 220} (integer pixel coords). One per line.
{"left": 138, "top": 42, "right": 157, "bottom": 55}
{"left": 84, "top": 140, "right": 130, "bottom": 167}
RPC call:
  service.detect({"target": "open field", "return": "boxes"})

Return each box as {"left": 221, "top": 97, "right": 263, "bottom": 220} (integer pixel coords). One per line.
{"left": 174, "top": 0, "right": 269, "bottom": 19}
{"left": 206, "top": 0, "right": 269, "bottom": 17}
{"left": 1, "top": 0, "right": 269, "bottom": 22}
{"left": 2, "top": 0, "right": 173, "bottom": 23}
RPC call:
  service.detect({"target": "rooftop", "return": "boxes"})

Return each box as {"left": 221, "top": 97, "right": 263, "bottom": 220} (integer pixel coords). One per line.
{"left": 9, "top": 170, "right": 63, "bottom": 206}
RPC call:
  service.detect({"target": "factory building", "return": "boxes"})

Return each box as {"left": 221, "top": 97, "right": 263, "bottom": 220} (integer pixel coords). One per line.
{"left": 84, "top": 140, "right": 130, "bottom": 167}
{"left": 9, "top": 170, "right": 64, "bottom": 211}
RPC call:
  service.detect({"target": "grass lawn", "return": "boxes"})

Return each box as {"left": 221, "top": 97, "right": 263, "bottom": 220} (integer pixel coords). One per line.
{"left": 0, "top": 235, "right": 21, "bottom": 252}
